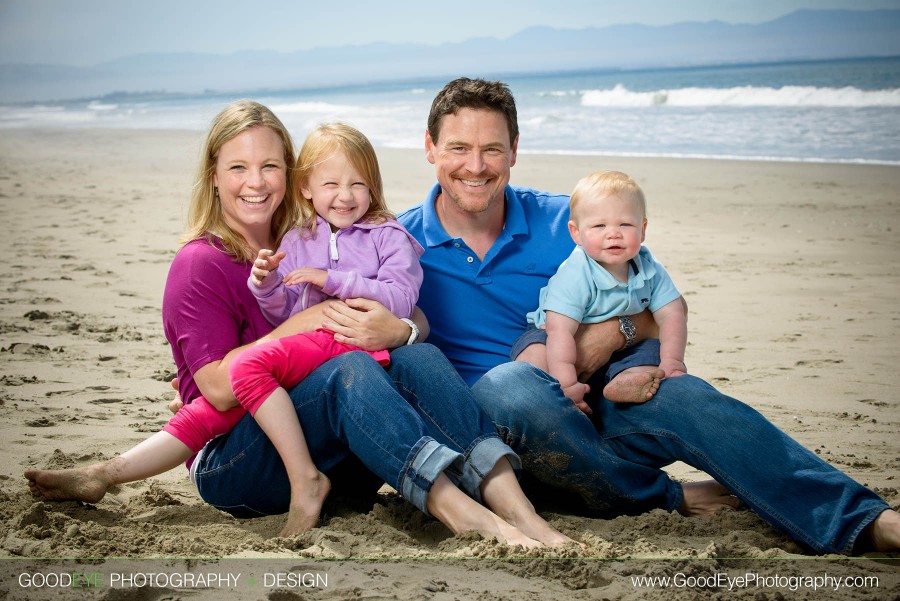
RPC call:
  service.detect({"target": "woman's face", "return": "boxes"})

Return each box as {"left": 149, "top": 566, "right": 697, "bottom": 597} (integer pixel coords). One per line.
{"left": 213, "top": 126, "right": 287, "bottom": 246}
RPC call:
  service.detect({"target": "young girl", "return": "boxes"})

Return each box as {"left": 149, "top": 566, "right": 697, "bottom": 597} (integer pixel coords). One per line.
{"left": 152, "top": 122, "right": 423, "bottom": 537}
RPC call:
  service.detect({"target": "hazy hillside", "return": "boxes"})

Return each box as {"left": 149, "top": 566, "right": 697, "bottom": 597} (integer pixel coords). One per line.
{"left": 2, "top": 9, "right": 898, "bottom": 103}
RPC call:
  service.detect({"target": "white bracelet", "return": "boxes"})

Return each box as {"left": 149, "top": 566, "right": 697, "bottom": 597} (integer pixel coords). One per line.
{"left": 400, "top": 318, "right": 419, "bottom": 345}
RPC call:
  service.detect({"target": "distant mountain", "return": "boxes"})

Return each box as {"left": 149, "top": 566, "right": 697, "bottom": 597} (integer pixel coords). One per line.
{"left": 2, "top": 9, "right": 899, "bottom": 103}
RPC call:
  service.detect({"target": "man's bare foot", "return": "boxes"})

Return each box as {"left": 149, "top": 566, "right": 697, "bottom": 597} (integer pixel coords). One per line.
{"left": 279, "top": 472, "right": 332, "bottom": 538}
{"left": 863, "top": 509, "right": 900, "bottom": 552}
{"left": 678, "top": 480, "right": 741, "bottom": 517}
{"left": 603, "top": 368, "right": 663, "bottom": 403}
{"left": 24, "top": 465, "right": 112, "bottom": 503}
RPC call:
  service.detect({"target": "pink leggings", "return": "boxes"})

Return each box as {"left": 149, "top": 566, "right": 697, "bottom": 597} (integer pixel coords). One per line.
{"left": 230, "top": 328, "right": 390, "bottom": 415}
{"left": 163, "top": 329, "right": 389, "bottom": 453}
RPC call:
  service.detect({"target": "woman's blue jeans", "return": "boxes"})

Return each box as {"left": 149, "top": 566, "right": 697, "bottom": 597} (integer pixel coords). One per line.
{"left": 194, "top": 344, "right": 518, "bottom": 518}
{"left": 471, "top": 359, "right": 889, "bottom": 554}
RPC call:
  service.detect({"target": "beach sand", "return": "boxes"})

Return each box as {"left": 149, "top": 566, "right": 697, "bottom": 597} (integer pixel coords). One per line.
{"left": 0, "top": 128, "right": 898, "bottom": 599}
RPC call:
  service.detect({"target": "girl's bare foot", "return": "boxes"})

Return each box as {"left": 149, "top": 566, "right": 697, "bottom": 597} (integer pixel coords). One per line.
{"left": 603, "top": 368, "right": 663, "bottom": 403}
{"left": 279, "top": 471, "right": 332, "bottom": 538}
{"left": 24, "top": 464, "right": 113, "bottom": 503}
{"left": 678, "top": 480, "right": 741, "bottom": 517}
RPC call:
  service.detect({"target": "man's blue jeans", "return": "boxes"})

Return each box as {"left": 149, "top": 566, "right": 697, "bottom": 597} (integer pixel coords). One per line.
{"left": 471, "top": 358, "right": 889, "bottom": 554}
{"left": 194, "top": 344, "right": 518, "bottom": 518}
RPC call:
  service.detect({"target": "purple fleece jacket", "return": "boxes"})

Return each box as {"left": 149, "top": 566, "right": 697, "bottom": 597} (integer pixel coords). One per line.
{"left": 250, "top": 216, "right": 425, "bottom": 324}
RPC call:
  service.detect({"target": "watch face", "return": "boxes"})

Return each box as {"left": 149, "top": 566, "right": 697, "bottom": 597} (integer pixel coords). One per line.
{"left": 620, "top": 318, "right": 636, "bottom": 338}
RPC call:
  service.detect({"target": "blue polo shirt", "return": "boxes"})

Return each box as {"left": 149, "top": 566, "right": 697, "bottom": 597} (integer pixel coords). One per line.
{"left": 399, "top": 184, "right": 573, "bottom": 385}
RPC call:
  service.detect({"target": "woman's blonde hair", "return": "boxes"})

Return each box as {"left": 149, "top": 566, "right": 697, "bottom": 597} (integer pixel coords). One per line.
{"left": 293, "top": 123, "right": 394, "bottom": 235}
{"left": 570, "top": 170, "right": 647, "bottom": 223}
{"left": 180, "top": 100, "right": 300, "bottom": 262}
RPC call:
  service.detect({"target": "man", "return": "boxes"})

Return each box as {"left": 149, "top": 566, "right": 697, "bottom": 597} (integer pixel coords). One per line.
{"left": 397, "top": 77, "right": 900, "bottom": 554}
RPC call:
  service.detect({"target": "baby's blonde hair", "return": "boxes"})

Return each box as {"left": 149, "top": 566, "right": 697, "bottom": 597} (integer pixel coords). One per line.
{"left": 293, "top": 123, "right": 394, "bottom": 235}
{"left": 570, "top": 170, "right": 647, "bottom": 222}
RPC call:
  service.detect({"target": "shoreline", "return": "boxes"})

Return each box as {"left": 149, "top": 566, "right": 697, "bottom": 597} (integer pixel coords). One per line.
{"left": 3, "top": 125, "right": 898, "bottom": 167}
{"left": 0, "top": 127, "right": 897, "bottom": 596}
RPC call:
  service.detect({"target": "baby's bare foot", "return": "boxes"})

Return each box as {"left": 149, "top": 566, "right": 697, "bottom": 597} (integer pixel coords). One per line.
{"left": 278, "top": 472, "right": 331, "bottom": 538}
{"left": 678, "top": 480, "right": 741, "bottom": 517}
{"left": 603, "top": 369, "right": 663, "bottom": 403}
{"left": 24, "top": 465, "right": 111, "bottom": 503}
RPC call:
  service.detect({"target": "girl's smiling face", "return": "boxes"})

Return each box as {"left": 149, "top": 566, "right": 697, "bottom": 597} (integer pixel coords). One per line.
{"left": 301, "top": 151, "right": 372, "bottom": 232}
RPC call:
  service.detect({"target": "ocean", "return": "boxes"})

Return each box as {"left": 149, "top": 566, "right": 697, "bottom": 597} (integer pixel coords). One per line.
{"left": 2, "top": 57, "right": 899, "bottom": 164}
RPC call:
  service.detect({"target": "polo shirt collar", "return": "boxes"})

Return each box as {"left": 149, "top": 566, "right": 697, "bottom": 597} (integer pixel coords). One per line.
{"left": 421, "top": 184, "right": 528, "bottom": 248}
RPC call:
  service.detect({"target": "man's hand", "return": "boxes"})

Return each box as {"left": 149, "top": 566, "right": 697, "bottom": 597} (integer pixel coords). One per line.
{"left": 168, "top": 377, "right": 183, "bottom": 415}
{"left": 250, "top": 249, "right": 286, "bottom": 286}
{"left": 323, "top": 298, "right": 407, "bottom": 350}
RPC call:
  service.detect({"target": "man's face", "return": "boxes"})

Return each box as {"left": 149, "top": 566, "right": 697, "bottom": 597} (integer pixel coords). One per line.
{"left": 425, "top": 108, "right": 518, "bottom": 215}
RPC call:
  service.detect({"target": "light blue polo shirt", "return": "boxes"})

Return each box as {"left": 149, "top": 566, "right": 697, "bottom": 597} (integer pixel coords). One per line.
{"left": 526, "top": 245, "right": 681, "bottom": 327}
{"left": 399, "top": 184, "right": 573, "bottom": 385}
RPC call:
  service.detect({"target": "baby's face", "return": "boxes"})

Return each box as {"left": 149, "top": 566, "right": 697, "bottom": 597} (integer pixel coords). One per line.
{"left": 569, "top": 192, "right": 647, "bottom": 270}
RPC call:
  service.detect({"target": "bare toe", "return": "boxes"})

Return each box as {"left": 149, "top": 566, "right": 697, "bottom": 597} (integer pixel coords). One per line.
{"left": 603, "top": 369, "right": 664, "bottom": 404}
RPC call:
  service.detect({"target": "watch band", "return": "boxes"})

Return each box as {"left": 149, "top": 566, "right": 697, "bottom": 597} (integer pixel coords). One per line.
{"left": 400, "top": 318, "right": 419, "bottom": 345}
{"left": 618, "top": 315, "right": 636, "bottom": 349}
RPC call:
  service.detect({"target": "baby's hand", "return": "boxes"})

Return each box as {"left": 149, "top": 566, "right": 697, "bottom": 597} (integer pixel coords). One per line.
{"left": 659, "top": 359, "right": 687, "bottom": 378}
{"left": 283, "top": 267, "right": 328, "bottom": 289}
{"left": 562, "top": 382, "right": 592, "bottom": 415}
{"left": 250, "top": 249, "right": 286, "bottom": 286}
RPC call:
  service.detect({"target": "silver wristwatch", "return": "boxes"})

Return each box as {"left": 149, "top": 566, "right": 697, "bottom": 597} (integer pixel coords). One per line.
{"left": 400, "top": 318, "right": 419, "bottom": 345}
{"left": 618, "top": 315, "right": 637, "bottom": 349}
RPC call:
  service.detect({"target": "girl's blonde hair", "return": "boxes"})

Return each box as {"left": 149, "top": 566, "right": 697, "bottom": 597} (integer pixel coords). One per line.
{"left": 180, "top": 100, "right": 300, "bottom": 261}
{"left": 293, "top": 123, "right": 394, "bottom": 235}
{"left": 570, "top": 170, "right": 647, "bottom": 222}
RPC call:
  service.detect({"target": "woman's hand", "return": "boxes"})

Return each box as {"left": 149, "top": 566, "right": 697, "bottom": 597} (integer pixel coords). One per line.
{"left": 168, "top": 377, "right": 183, "bottom": 414}
{"left": 323, "top": 298, "right": 409, "bottom": 350}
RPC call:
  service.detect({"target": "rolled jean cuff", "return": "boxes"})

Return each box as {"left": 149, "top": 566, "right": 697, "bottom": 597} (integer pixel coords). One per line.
{"left": 458, "top": 435, "right": 521, "bottom": 504}
{"left": 846, "top": 502, "right": 891, "bottom": 554}
{"left": 510, "top": 325, "right": 545, "bottom": 361}
{"left": 399, "top": 437, "right": 462, "bottom": 516}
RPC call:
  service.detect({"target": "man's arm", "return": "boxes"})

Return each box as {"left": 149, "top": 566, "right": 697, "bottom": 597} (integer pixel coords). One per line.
{"left": 574, "top": 297, "right": 687, "bottom": 380}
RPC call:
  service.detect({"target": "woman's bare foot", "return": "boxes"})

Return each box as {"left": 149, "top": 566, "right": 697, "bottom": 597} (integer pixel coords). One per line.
{"left": 864, "top": 509, "right": 900, "bottom": 552}
{"left": 502, "top": 508, "right": 577, "bottom": 547}
{"left": 279, "top": 471, "right": 332, "bottom": 538}
{"left": 678, "top": 480, "right": 741, "bottom": 517}
{"left": 603, "top": 368, "right": 663, "bottom": 403}
{"left": 24, "top": 464, "right": 113, "bottom": 503}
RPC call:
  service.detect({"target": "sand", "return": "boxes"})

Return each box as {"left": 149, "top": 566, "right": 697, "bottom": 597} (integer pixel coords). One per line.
{"left": 0, "top": 128, "right": 898, "bottom": 599}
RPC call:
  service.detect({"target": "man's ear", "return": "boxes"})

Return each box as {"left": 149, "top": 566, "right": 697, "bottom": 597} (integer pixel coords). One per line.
{"left": 509, "top": 134, "right": 519, "bottom": 167}
{"left": 425, "top": 130, "right": 436, "bottom": 165}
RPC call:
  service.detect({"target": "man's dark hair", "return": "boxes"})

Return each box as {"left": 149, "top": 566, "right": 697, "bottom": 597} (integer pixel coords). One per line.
{"left": 427, "top": 78, "right": 518, "bottom": 145}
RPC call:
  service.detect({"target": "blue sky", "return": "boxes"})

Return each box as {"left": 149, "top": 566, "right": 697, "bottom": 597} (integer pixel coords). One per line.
{"left": 1, "top": 0, "right": 897, "bottom": 66}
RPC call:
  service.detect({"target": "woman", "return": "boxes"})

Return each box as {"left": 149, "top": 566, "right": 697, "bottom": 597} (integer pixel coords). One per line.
{"left": 24, "top": 100, "right": 572, "bottom": 548}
